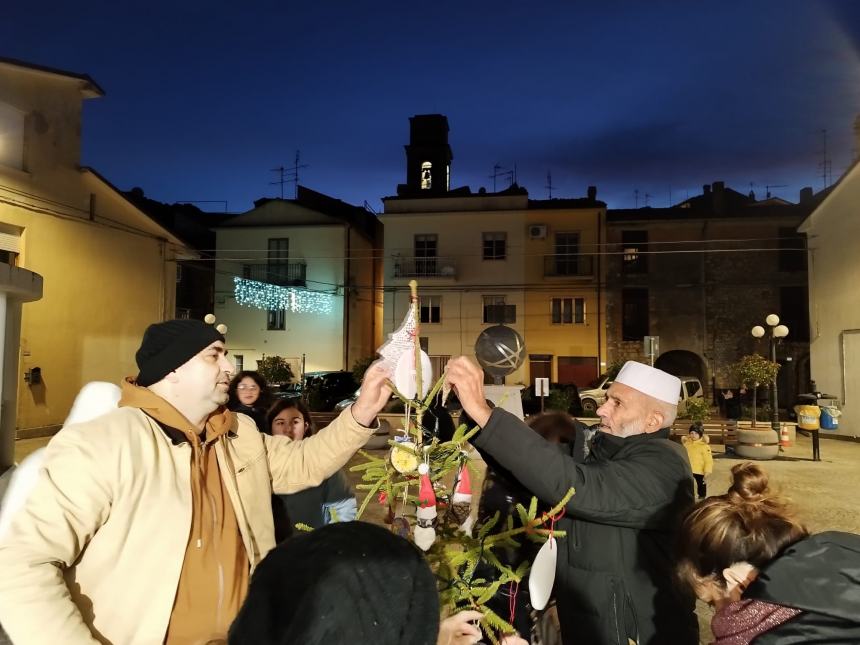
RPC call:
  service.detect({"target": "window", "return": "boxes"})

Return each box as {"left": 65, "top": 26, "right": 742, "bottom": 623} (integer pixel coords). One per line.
{"left": 554, "top": 232, "right": 580, "bottom": 275}
{"left": 176, "top": 264, "right": 183, "bottom": 283}
{"left": 234, "top": 355, "right": 244, "bottom": 373}
{"left": 482, "top": 232, "right": 507, "bottom": 260}
{"left": 0, "top": 102, "right": 26, "bottom": 170}
{"left": 779, "top": 286, "right": 810, "bottom": 341}
{"left": 621, "top": 230, "right": 648, "bottom": 273}
{"left": 778, "top": 227, "right": 807, "bottom": 272}
{"left": 622, "top": 288, "right": 649, "bottom": 340}
{"left": 267, "top": 308, "right": 286, "bottom": 331}
{"left": 414, "top": 234, "right": 437, "bottom": 275}
{"left": 419, "top": 296, "right": 441, "bottom": 323}
{"left": 419, "top": 337, "right": 429, "bottom": 353}
{"left": 421, "top": 161, "right": 432, "bottom": 189}
{"left": 551, "top": 297, "right": 585, "bottom": 324}
{"left": 268, "top": 238, "right": 290, "bottom": 282}
{"left": 176, "top": 307, "right": 191, "bottom": 319}
{"left": 483, "top": 295, "right": 515, "bottom": 324}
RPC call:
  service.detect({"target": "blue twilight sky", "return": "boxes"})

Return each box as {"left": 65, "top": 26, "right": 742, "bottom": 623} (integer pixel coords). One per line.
{"left": 3, "top": 1, "right": 860, "bottom": 212}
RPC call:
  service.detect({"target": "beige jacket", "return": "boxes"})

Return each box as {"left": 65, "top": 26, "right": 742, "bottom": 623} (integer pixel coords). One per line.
{"left": 0, "top": 404, "right": 375, "bottom": 645}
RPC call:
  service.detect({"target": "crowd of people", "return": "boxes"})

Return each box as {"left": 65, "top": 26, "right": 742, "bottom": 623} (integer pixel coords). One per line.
{"left": 0, "top": 317, "right": 858, "bottom": 645}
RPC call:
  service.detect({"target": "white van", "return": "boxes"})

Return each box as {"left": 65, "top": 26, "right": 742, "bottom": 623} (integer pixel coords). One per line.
{"left": 579, "top": 374, "right": 703, "bottom": 415}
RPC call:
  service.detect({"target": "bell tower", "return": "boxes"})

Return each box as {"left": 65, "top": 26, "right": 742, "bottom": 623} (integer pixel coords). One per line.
{"left": 397, "top": 114, "right": 452, "bottom": 196}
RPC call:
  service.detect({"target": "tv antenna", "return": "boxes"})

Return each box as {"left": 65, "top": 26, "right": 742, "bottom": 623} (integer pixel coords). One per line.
{"left": 545, "top": 171, "right": 554, "bottom": 199}
{"left": 818, "top": 129, "right": 832, "bottom": 189}
{"left": 271, "top": 150, "right": 309, "bottom": 199}
{"left": 765, "top": 184, "right": 787, "bottom": 199}
{"left": 489, "top": 163, "right": 514, "bottom": 192}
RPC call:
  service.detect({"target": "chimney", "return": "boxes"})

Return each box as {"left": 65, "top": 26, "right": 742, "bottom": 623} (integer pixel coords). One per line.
{"left": 587, "top": 185, "right": 597, "bottom": 201}
{"left": 712, "top": 181, "right": 725, "bottom": 214}
{"left": 800, "top": 186, "right": 813, "bottom": 204}
{"left": 703, "top": 184, "right": 711, "bottom": 195}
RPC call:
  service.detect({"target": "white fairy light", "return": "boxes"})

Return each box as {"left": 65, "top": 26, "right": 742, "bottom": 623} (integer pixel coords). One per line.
{"left": 233, "top": 277, "right": 334, "bottom": 315}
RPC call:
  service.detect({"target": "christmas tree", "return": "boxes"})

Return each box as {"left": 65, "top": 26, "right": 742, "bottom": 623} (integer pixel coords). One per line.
{"left": 351, "top": 281, "right": 574, "bottom": 643}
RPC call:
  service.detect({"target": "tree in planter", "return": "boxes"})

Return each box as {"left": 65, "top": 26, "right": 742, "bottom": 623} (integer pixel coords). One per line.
{"left": 683, "top": 397, "right": 711, "bottom": 429}
{"left": 257, "top": 354, "right": 295, "bottom": 386}
{"left": 731, "top": 354, "right": 780, "bottom": 428}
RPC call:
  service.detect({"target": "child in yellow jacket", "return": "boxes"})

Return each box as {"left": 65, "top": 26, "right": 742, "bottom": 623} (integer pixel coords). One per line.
{"left": 682, "top": 425, "right": 713, "bottom": 499}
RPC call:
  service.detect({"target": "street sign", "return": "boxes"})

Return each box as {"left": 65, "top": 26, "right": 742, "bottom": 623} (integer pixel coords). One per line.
{"left": 534, "top": 377, "right": 550, "bottom": 397}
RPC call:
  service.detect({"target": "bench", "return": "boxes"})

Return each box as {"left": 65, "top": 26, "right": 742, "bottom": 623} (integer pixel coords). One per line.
{"left": 670, "top": 420, "right": 738, "bottom": 447}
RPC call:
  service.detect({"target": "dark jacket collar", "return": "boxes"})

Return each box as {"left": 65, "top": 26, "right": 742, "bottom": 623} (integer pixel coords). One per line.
{"left": 590, "top": 427, "right": 671, "bottom": 460}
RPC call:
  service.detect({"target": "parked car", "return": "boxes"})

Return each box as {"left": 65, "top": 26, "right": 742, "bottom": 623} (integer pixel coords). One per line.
{"left": 274, "top": 371, "right": 359, "bottom": 412}
{"left": 521, "top": 383, "right": 582, "bottom": 417}
{"left": 578, "top": 374, "right": 703, "bottom": 415}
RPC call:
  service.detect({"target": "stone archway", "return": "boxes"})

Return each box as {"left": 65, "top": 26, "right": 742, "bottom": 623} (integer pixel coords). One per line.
{"left": 655, "top": 350, "right": 707, "bottom": 385}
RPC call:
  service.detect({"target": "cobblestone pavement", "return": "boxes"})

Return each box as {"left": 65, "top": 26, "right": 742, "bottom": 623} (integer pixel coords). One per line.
{"left": 13, "top": 431, "right": 860, "bottom": 644}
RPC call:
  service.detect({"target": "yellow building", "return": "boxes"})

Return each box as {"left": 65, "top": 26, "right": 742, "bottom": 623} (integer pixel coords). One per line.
{"left": 382, "top": 115, "right": 606, "bottom": 387}
{"left": 0, "top": 57, "right": 191, "bottom": 447}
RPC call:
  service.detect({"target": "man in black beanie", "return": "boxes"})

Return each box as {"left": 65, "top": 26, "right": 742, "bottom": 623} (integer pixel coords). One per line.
{"left": 0, "top": 318, "right": 393, "bottom": 645}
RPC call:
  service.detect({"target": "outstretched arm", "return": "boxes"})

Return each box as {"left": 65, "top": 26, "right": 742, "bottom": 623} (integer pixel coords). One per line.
{"left": 267, "top": 362, "right": 391, "bottom": 493}
{"left": 446, "top": 357, "right": 690, "bottom": 529}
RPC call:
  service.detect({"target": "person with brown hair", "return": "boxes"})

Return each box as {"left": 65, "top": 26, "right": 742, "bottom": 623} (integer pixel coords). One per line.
{"left": 266, "top": 399, "right": 357, "bottom": 540}
{"left": 676, "top": 462, "right": 860, "bottom": 643}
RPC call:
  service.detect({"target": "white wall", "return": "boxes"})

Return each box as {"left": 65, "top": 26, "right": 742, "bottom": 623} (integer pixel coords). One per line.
{"left": 215, "top": 225, "right": 346, "bottom": 376}
{"left": 804, "top": 164, "right": 860, "bottom": 437}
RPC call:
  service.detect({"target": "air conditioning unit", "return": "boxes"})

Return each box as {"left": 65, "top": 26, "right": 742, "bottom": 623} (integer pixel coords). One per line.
{"left": 528, "top": 224, "right": 547, "bottom": 240}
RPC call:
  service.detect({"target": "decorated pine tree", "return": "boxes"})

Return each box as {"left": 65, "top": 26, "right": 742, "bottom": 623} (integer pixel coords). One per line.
{"left": 352, "top": 281, "right": 573, "bottom": 643}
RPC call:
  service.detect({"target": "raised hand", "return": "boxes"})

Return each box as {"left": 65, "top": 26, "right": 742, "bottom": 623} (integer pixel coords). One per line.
{"left": 437, "top": 610, "right": 483, "bottom": 645}
{"left": 350, "top": 361, "right": 392, "bottom": 427}
{"left": 445, "top": 357, "right": 492, "bottom": 428}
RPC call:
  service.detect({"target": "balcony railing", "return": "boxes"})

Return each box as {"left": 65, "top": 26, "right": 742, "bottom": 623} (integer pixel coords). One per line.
{"left": 543, "top": 255, "right": 594, "bottom": 277}
{"left": 242, "top": 262, "right": 307, "bottom": 287}
{"left": 393, "top": 257, "right": 457, "bottom": 279}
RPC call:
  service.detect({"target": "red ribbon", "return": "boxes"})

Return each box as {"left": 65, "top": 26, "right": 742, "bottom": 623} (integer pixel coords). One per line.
{"left": 508, "top": 580, "right": 519, "bottom": 625}
{"left": 545, "top": 507, "right": 566, "bottom": 549}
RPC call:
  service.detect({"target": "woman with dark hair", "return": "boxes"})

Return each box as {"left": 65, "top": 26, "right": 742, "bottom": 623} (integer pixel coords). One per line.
{"left": 227, "top": 370, "right": 272, "bottom": 433}
{"left": 676, "top": 462, "right": 860, "bottom": 643}
{"left": 267, "top": 399, "right": 357, "bottom": 540}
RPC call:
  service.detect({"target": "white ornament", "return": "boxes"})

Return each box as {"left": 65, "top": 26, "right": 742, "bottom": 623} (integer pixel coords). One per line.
{"left": 394, "top": 350, "right": 433, "bottom": 400}
{"left": 204, "top": 314, "right": 217, "bottom": 324}
{"left": 529, "top": 537, "right": 558, "bottom": 611}
{"left": 216, "top": 323, "right": 228, "bottom": 334}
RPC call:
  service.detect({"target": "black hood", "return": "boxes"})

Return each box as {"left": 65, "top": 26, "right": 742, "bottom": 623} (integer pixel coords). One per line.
{"left": 746, "top": 531, "right": 860, "bottom": 623}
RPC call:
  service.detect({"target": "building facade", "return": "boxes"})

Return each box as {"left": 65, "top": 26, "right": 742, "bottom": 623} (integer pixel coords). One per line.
{"left": 214, "top": 186, "right": 381, "bottom": 378}
{"left": 382, "top": 115, "right": 607, "bottom": 387}
{"left": 605, "top": 181, "right": 815, "bottom": 406}
{"left": 0, "top": 57, "right": 190, "bottom": 444}
{"left": 800, "top": 125, "right": 860, "bottom": 437}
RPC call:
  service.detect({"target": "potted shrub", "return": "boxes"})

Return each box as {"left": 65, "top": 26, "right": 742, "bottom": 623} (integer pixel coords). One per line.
{"left": 683, "top": 397, "right": 711, "bottom": 430}
{"left": 731, "top": 354, "right": 780, "bottom": 428}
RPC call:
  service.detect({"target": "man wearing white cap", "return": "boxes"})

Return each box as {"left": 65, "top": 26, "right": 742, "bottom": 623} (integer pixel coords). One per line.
{"left": 446, "top": 358, "right": 698, "bottom": 645}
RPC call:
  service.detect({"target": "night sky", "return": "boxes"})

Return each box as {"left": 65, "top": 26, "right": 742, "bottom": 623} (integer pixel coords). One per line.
{"left": 4, "top": 1, "right": 860, "bottom": 212}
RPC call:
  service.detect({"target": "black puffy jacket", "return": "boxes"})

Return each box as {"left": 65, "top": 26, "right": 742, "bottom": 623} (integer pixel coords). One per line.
{"left": 745, "top": 531, "right": 860, "bottom": 644}
{"left": 473, "top": 408, "right": 698, "bottom": 645}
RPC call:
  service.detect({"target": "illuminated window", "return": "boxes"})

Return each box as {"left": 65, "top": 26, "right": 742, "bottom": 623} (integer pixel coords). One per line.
{"left": 446, "top": 164, "right": 450, "bottom": 190}
{"left": 421, "top": 161, "right": 432, "bottom": 189}
{"left": 0, "top": 102, "right": 26, "bottom": 171}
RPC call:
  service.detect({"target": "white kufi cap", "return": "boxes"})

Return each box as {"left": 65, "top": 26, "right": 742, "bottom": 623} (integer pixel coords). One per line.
{"left": 614, "top": 361, "right": 681, "bottom": 405}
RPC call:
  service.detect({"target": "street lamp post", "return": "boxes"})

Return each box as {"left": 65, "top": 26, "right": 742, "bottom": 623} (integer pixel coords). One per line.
{"left": 751, "top": 314, "right": 789, "bottom": 433}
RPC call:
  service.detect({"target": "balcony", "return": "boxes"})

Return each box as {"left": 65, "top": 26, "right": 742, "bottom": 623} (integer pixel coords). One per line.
{"left": 393, "top": 257, "right": 457, "bottom": 279}
{"left": 543, "top": 255, "right": 594, "bottom": 278}
{"left": 242, "top": 262, "right": 307, "bottom": 287}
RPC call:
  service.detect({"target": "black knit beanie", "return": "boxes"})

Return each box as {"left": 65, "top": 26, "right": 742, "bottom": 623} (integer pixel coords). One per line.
{"left": 228, "top": 521, "right": 440, "bottom": 645}
{"left": 135, "top": 319, "right": 225, "bottom": 386}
